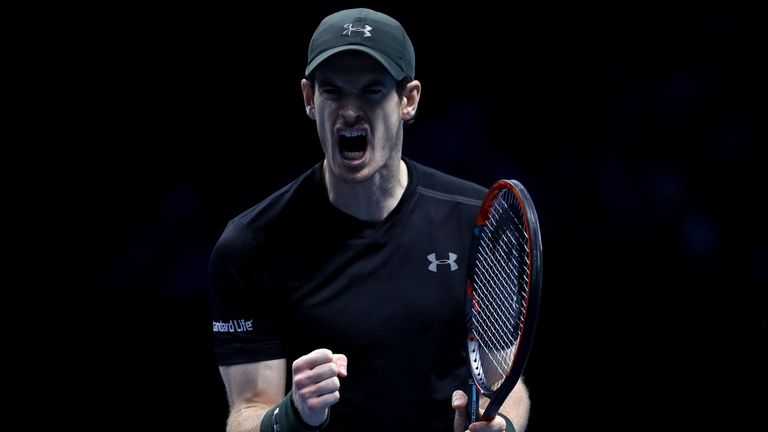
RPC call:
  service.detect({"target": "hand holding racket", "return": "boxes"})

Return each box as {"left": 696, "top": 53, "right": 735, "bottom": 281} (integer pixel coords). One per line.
{"left": 465, "top": 179, "right": 542, "bottom": 425}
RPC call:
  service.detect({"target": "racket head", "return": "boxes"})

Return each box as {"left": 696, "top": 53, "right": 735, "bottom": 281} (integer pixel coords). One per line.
{"left": 465, "top": 179, "right": 542, "bottom": 419}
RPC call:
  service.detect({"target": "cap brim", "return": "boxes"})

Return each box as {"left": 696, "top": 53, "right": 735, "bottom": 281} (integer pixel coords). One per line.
{"left": 305, "top": 45, "right": 407, "bottom": 81}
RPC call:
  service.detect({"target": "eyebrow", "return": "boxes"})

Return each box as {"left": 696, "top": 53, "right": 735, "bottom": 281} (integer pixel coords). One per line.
{"left": 361, "top": 79, "right": 387, "bottom": 87}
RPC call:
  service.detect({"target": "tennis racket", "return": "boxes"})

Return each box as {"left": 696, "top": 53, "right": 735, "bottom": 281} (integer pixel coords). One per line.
{"left": 465, "top": 179, "right": 543, "bottom": 424}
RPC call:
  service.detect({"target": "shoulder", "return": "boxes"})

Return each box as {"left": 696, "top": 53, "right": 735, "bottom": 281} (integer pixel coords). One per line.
{"left": 211, "top": 163, "right": 322, "bottom": 260}
{"left": 407, "top": 158, "right": 488, "bottom": 204}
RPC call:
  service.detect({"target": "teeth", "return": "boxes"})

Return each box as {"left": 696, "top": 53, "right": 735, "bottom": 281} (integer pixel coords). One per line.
{"left": 339, "top": 129, "right": 367, "bottom": 137}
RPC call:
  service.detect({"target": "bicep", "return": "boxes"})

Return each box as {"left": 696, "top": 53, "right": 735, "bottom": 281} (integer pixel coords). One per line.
{"left": 220, "top": 359, "right": 287, "bottom": 409}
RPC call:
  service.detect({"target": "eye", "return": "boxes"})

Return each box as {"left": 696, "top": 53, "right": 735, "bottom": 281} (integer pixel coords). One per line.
{"left": 363, "top": 86, "right": 383, "bottom": 95}
{"left": 320, "top": 86, "right": 340, "bottom": 96}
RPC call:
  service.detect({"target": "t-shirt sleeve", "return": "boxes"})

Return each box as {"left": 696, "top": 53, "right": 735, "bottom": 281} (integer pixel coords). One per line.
{"left": 208, "top": 220, "right": 284, "bottom": 365}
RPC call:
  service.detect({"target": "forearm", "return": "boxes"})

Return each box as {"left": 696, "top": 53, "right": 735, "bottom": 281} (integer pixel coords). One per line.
{"left": 497, "top": 378, "right": 530, "bottom": 432}
{"left": 226, "top": 403, "right": 274, "bottom": 432}
{"left": 219, "top": 361, "right": 287, "bottom": 432}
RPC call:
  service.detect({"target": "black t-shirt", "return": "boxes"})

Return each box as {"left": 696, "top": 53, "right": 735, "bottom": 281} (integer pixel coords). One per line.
{"left": 209, "top": 158, "right": 487, "bottom": 431}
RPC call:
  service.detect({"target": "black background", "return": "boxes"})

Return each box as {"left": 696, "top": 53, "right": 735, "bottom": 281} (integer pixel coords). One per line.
{"left": 57, "top": 1, "right": 765, "bottom": 430}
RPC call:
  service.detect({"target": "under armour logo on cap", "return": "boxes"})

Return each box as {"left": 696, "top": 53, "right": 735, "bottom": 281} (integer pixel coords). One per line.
{"left": 342, "top": 23, "right": 372, "bottom": 37}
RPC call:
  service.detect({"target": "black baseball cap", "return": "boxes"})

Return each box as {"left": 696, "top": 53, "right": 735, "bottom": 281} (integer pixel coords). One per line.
{"left": 305, "top": 8, "right": 415, "bottom": 81}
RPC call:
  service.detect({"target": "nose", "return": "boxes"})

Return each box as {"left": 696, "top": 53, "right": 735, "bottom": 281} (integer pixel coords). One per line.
{"left": 339, "top": 100, "right": 363, "bottom": 125}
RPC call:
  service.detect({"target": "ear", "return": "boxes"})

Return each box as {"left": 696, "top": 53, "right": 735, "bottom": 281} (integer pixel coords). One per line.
{"left": 401, "top": 80, "right": 421, "bottom": 121}
{"left": 301, "top": 79, "right": 316, "bottom": 120}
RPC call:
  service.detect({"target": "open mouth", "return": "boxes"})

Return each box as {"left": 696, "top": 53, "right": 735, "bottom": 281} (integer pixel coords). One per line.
{"left": 338, "top": 129, "right": 368, "bottom": 161}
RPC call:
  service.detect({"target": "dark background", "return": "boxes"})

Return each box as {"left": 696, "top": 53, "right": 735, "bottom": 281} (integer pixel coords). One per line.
{"left": 69, "top": 2, "right": 764, "bottom": 430}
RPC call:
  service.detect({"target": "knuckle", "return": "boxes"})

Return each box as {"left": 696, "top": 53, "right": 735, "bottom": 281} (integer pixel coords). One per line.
{"left": 305, "top": 398, "right": 322, "bottom": 411}
{"left": 295, "top": 386, "right": 312, "bottom": 401}
{"left": 330, "top": 377, "right": 341, "bottom": 389}
{"left": 291, "top": 359, "right": 302, "bottom": 374}
{"left": 330, "top": 391, "right": 341, "bottom": 403}
{"left": 293, "top": 374, "right": 308, "bottom": 389}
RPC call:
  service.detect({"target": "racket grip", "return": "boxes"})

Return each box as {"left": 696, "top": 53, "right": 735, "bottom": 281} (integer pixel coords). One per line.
{"left": 467, "top": 378, "right": 480, "bottom": 425}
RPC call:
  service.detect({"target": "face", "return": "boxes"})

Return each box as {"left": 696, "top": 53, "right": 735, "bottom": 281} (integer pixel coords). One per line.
{"left": 302, "top": 51, "right": 418, "bottom": 184}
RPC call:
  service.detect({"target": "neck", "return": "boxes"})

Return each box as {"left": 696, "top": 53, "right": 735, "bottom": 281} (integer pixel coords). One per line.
{"left": 324, "top": 159, "right": 408, "bottom": 222}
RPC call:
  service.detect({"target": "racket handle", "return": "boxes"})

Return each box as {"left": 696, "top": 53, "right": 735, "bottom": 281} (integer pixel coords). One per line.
{"left": 467, "top": 378, "right": 480, "bottom": 425}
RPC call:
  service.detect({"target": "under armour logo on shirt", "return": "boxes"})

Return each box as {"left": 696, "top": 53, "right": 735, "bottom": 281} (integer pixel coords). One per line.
{"left": 343, "top": 23, "right": 373, "bottom": 37}
{"left": 427, "top": 252, "right": 458, "bottom": 272}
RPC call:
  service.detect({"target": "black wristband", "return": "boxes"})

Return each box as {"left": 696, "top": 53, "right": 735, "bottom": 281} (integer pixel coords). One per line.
{"left": 260, "top": 391, "right": 329, "bottom": 432}
{"left": 497, "top": 413, "right": 516, "bottom": 432}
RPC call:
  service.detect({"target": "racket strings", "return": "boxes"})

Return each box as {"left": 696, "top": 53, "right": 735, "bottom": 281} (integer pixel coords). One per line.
{"left": 471, "top": 190, "right": 530, "bottom": 392}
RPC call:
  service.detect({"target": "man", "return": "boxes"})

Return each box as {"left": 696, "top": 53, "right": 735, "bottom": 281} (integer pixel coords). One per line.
{"left": 209, "top": 8, "right": 530, "bottom": 431}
